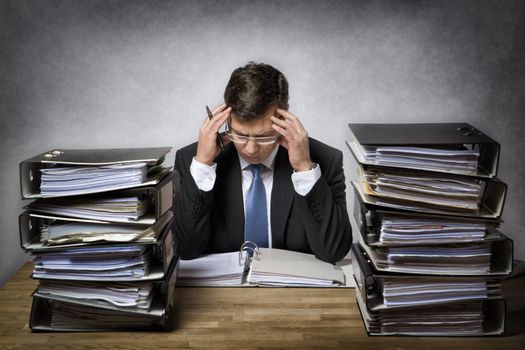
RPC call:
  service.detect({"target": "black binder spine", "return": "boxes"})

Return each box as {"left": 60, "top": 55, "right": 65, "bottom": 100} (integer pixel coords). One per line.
{"left": 350, "top": 244, "right": 377, "bottom": 296}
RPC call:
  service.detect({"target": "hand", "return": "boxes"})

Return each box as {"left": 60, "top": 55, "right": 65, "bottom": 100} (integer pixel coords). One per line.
{"left": 195, "top": 104, "right": 231, "bottom": 165}
{"left": 271, "top": 109, "right": 313, "bottom": 172}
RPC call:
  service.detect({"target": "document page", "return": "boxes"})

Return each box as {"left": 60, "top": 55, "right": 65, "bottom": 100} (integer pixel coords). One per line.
{"left": 178, "top": 252, "right": 247, "bottom": 286}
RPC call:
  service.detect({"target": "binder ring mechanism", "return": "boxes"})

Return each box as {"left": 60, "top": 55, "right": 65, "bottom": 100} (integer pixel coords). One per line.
{"left": 457, "top": 126, "right": 483, "bottom": 137}
{"left": 239, "top": 241, "right": 260, "bottom": 266}
{"left": 42, "top": 150, "right": 64, "bottom": 159}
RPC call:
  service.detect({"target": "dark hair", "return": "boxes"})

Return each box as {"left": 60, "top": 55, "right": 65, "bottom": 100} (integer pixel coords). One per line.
{"left": 224, "top": 62, "right": 289, "bottom": 121}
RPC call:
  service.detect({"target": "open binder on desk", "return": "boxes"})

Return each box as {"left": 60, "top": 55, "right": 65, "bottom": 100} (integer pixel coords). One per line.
{"left": 352, "top": 189, "right": 503, "bottom": 247}
{"left": 29, "top": 258, "right": 179, "bottom": 332}
{"left": 178, "top": 242, "right": 347, "bottom": 287}
{"left": 347, "top": 123, "right": 500, "bottom": 178}
{"left": 25, "top": 171, "right": 176, "bottom": 225}
{"left": 20, "top": 148, "right": 172, "bottom": 199}
{"left": 350, "top": 244, "right": 503, "bottom": 311}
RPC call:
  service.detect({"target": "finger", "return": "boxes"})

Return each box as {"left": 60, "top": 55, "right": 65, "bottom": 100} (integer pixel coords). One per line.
{"left": 276, "top": 110, "right": 308, "bottom": 135}
{"left": 212, "top": 103, "right": 227, "bottom": 115}
{"left": 272, "top": 123, "right": 291, "bottom": 138}
{"left": 276, "top": 108, "right": 298, "bottom": 121}
{"left": 272, "top": 115, "right": 303, "bottom": 138}
{"left": 275, "top": 110, "right": 304, "bottom": 131}
{"left": 208, "top": 107, "right": 231, "bottom": 130}
{"left": 271, "top": 115, "right": 290, "bottom": 128}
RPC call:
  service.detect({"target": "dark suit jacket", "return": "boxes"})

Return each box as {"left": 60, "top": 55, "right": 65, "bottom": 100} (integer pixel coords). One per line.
{"left": 172, "top": 137, "right": 352, "bottom": 263}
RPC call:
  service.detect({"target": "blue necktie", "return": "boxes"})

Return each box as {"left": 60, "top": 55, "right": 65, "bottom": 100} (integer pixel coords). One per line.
{"left": 244, "top": 164, "right": 268, "bottom": 248}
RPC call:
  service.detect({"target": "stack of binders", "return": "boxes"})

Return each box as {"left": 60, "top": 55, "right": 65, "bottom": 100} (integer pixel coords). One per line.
{"left": 19, "top": 148, "right": 179, "bottom": 331}
{"left": 346, "top": 123, "right": 512, "bottom": 336}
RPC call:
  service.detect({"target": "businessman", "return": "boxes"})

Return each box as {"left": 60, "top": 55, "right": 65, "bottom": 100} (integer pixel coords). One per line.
{"left": 173, "top": 62, "right": 352, "bottom": 263}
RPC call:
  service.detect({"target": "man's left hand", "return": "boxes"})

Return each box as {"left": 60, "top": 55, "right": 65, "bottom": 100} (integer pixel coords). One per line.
{"left": 271, "top": 109, "right": 313, "bottom": 172}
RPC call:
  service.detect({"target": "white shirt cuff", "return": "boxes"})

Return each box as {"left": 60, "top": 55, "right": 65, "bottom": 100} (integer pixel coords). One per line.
{"left": 291, "top": 163, "right": 321, "bottom": 196}
{"left": 190, "top": 157, "right": 217, "bottom": 192}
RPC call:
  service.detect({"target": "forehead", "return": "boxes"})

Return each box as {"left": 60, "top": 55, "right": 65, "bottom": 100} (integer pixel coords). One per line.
{"left": 230, "top": 106, "right": 277, "bottom": 135}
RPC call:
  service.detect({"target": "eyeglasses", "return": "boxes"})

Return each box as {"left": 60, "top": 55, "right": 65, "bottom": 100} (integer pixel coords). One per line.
{"left": 225, "top": 132, "right": 279, "bottom": 145}
{"left": 224, "top": 123, "right": 279, "bottom": 145}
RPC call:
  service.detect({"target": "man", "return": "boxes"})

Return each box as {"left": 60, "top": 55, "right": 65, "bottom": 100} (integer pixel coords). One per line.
{"left": 173, "top": 62, "right": 352, "bottom": 264}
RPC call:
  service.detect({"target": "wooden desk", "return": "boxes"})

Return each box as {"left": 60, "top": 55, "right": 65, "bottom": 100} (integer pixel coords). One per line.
{"left": 1, "top": 262, "right": 524, "bottom": 349}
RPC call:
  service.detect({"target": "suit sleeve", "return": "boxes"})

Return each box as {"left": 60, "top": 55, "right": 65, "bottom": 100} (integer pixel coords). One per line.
{"left": 172, "top": 148, "right": 215, "bottom": 259}
{"left": 295, "top": 148, "right": 352, "bottom": 263}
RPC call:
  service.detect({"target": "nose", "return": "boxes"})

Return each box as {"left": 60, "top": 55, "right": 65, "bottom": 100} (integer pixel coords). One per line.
{"left": 244, "top": 139, "right": 258, "bottom": 155}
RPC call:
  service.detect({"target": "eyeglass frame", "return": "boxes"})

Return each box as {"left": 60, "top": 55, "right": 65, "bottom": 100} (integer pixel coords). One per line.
{"left": 224, "top": 120, "right": 280, "bottom": 145}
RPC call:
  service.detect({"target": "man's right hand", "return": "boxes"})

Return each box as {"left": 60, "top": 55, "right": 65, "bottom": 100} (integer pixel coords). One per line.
{"left": 195, "top": 104, "right": 231, "bottom": 165}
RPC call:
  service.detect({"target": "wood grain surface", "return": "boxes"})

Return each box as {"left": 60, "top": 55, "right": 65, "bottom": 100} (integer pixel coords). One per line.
{"left": 0, "top": 262, "right": 523, "bottom": 350}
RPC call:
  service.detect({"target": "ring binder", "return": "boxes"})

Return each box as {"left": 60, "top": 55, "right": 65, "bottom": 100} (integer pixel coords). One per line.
{"left": 20, "top": 148, "right": 172, "bottom": 199}
{"left": 347, "top": 122, "right": 500, "bottom": 178}
{"left": 346, "top": 123, "right": 512, "bottom": 336}
{"left": 239, "top": 241, "right": 260, "bottom": 265}
{"left": 19, "top": 148, "right": 178, "bottom": 332}
{"left": 30, "top": 219, "right": 176, "bottom": 282}
{"left": 178, "top": 242, "right": 347, "bottom": 287}
{"left": 29, "top": 257, "right": 179, "bottom": 332}
{"left": 351, "top": 188, "right": 504, "bottom": 247}
{"left": 19, "top": 211, "right": 173, "bottom": 252}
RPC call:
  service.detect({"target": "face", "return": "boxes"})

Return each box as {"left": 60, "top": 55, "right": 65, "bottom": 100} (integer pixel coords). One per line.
{"left": 229, "top": 105, "right": 280, "bottom": 164}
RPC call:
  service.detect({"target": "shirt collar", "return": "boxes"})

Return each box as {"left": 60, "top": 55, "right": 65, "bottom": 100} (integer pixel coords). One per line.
{"left": 238, "top": 144, "right": 279, "bottom": 171}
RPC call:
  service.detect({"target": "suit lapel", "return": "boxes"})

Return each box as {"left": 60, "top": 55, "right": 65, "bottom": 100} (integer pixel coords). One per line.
{"left": 271, "top": 146, "right": 295, "bottom": 248}
{"left": 216, "top": 144, "right": 245, "bottom": 248}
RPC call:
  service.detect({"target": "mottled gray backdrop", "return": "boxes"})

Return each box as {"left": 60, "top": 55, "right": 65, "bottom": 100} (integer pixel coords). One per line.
{"left": 1, "top": 0, "right": 524, "bottom": 285}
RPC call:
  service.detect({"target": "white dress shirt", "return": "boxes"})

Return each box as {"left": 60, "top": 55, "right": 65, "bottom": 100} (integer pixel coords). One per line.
{"left": 189, "top": 146, "right": 321, "bottom": 247}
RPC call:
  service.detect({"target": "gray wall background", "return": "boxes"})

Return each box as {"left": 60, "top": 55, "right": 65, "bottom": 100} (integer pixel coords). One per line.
{"left": 1, "top": 0, "right": 524, "bottom": 286}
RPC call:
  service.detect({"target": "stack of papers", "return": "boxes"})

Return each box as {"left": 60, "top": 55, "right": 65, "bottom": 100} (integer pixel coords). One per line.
{"left": 177, "top": 252, "right": 247, "bottom": 286}
{"left": 38, "top": 211, "right": 170, "bottom": 245}
{"left": 33, "top": 245, "right": 150, "bottom": 281}
{"left": 40, "top": 223, "right": 151, "bottom": 245}
{"left": 35, "top": 280, "right": 155, "bottom": 310}
{"left": 40, "top": 163, "right": 148, "bottom": 197}
{"left": 382, "top": 278, "right": 497, "bottom": 307}
{"left": 347, "top": 124, "right": 508, "bottom": 336}
{"left": 28, "top": 196, "right": 149, "bottom": 222}
{"left": 48, "top": 300, "right": 161, "bottom": 329}
{"left": 357, "top": 291, "right": 485, "bottom": 335}
{"left": 359, "top": 144, "right": 480, "bottom": 175}
{"left": 380, "top": 216, "right": 487, "bottom": 244}
{"left": 362, "top": 169, "right": 482, "bottom": 210}
{"left": 366, "top": 243, "right": 492, "bottom": 274}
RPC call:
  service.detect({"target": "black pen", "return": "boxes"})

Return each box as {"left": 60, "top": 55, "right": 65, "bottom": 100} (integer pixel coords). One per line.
{"left": 206, "top": 105, "right": 224, "bottom": 151}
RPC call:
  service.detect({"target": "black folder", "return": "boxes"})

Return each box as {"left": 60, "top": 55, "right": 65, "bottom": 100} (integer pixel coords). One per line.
{"left": 357, "top": 236, "right": 513, "bottom": 276}
{"left": 352, "top": 244, "right": 506, "bottom": 336}
{"left": 347, "top": 123, "right": 500, "bottom": 178}
{"left": 29, "top": 258, "right": 179, "bottom": 332}
{"left": 351, "top": 187, "right": 503, "bottom": 247}
{"left": 29, "top": 216, "right": 176, "bottom": 282}
{"left": 20, "top": 147, "right": 172, "bottom": 199}
{"left": 350, "top": 243, "right": 503, "bottom": 311}
{"left": 19, "top": 210, "right": 173, "bottom": 252}
{"left": 355, "top": 289, "right": 506, "bottom": 336}
{"left": 351, "top": 178, "right": 507, "bottom": 220}
{"left": 24, "top": 170, "right": 176, "bottom": 225}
